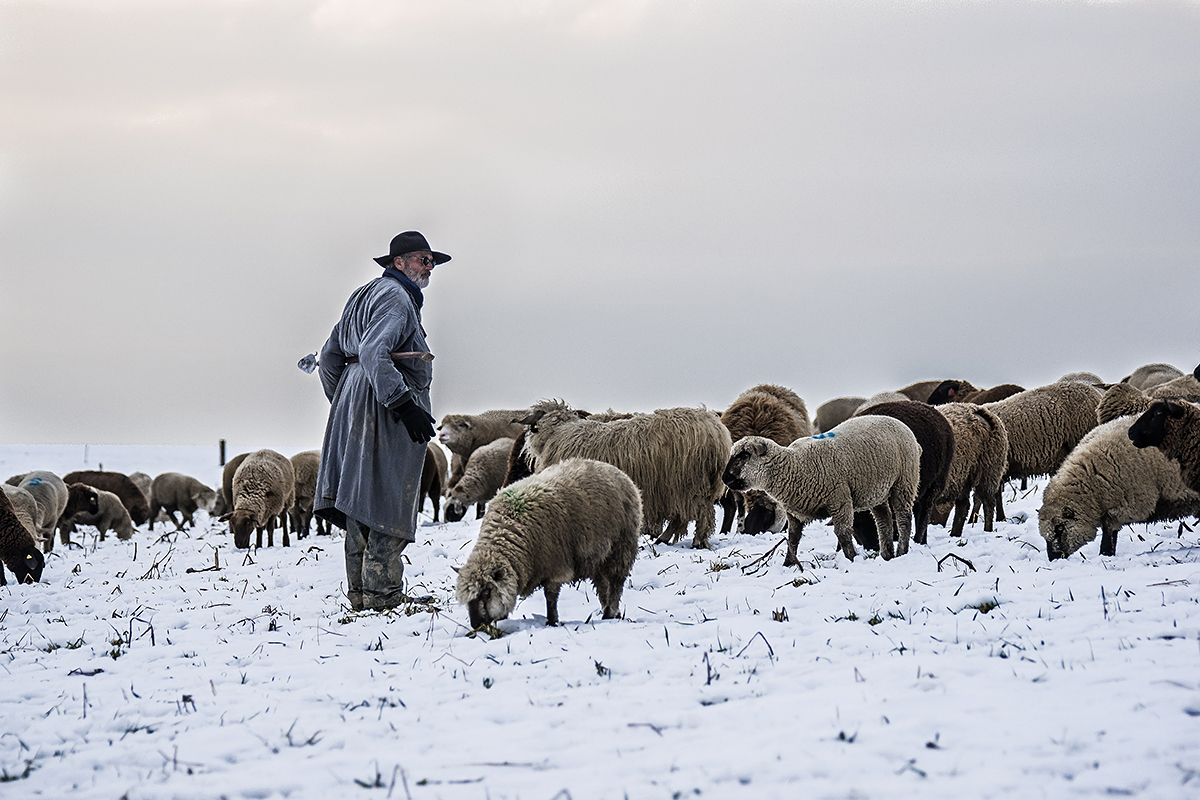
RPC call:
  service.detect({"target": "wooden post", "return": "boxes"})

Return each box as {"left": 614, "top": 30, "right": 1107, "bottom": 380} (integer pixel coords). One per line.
{"left": 219, "top": 439, "right": 226, "bottom": 466}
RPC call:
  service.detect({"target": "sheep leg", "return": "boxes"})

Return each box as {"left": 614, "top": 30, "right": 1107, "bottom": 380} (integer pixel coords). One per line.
{"left": 475, "top": 502, "right": 485, "bottom": 520}
{"left": 168, "top": 510, "right": 184, "bottom": 532}
{"left": 950, "top": 495, "right": 970, "bottom": 538}
{"left": 994, "top": 489, "right": 1007, "bottom": 524}
{"left": 892, "top": 502, "right": 913, "bottom": 557}
{"left": 870, "top": 506, "right": 896, "bottom": 560}
{"left": 719, "top": 491, "right": 736, "bottom": 535}
{"left": 659, "top": 517, "right": 688, "bottom": 546}
{"left": 543, "top": 583, "right": 561, "bottom": 626}
{"left": 148, "top": 502, "right": 161, "bottom": 531}
{"left": 1099, "top": 522, "right": 1119, "bottom": 557}
{"left": 282, "top": 518, "right": 290, "bottom": 547}
{"left": 911, "top": 497, "right": 931, "bottom": 546}
{"left": 980, "top": 488, "right": 997, "bottom": 532}
{"left": 783, "top": 514, "right": 808, "bottom": 567}
{"left": 256, "top": 526, "right": 264, "bottom": 549}
{"left": 691, "top": 504, "right": 716, "bottom": 550}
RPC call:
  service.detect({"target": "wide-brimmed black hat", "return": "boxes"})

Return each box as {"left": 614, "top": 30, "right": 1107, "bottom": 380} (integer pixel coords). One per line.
{"left": 374, "top": 231, "right": 451, "bottom": 267}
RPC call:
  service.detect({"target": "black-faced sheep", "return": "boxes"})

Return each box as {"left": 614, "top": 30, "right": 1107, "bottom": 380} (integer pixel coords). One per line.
{"left": 149, "top": 472, "right": 217, "bottom": 531}
{"left": 70, "top": 488, "right": 135, "bottom": 541}
{"left": 1129, "top": 401, "right": 1200, "bottom": 495}
{"left": 62, "top": 470, "right": 150, "bottom": 527}
{"left": 1121, "top": 363, "right": 1183, "bottom": 391}
{"left": 930, "top": 403, "right": 1009, "bottom": 538}
{"left": 723, "top": 416, "right": 921, "bottom": 564}
{"left": 1040, "top": 414, "right": 1200, "bottom": 559}
{"left": 720, "top": 384, "right": 813, "bottom": 535}
{"left": 0, "top": 489, "right": 44, "bottom": 585}
{"left": 1, "top": 484, "right": 39, "bottom": 538}
{"left": 814, "top": 397, "right": 867, "bottom": 434}
{"left": 53, "top": 483, "right": 102, "bottom": 548}
{"left": 444, "top": 437, "right": 516, "bottom": 522}
{"left": 518, "top": 400, "right": 731, "bottom": 549}
{"left": 437, "top": 410, "right": 528, "bottom": 490}
{"left": 927, "top": 380, "right": 1025, "bottom": 406}
{"left": 980, "top": 380, "right": 1104, "bottom": 521}
{"left": 221, "top": 449, "right": 295, "bottom": 549}
{"left": 455, "top": 458, "right": 642, "bottom": 627}
{"left": 852, "top": 400, "right": 954, "bottom": 547}
{"left": 288, "top": 451, "right": 321, "bottom": 537}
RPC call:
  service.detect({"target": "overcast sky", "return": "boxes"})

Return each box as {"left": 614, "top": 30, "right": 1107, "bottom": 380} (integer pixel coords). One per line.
{"left": 2, "top": 0, "right": 1198, "bottom": 450}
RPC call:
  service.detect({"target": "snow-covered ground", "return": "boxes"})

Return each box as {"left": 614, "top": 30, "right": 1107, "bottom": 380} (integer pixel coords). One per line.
{"left": 2, "top": 445, "right": 1199, "bottom": 799}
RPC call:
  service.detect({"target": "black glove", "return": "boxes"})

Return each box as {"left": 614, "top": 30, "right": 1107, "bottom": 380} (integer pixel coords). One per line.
{"left": 391, "top": 399, "right": 436, "bottom": 444}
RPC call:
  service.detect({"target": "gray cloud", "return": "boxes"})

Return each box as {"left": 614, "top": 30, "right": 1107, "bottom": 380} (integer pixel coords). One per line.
{"left": 2, "top": 0, "right": 1198, "bottom": 446}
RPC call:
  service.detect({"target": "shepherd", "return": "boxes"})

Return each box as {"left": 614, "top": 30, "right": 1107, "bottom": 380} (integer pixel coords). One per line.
{"left": 313, "top": 230, "right": 448, "bottom": 611}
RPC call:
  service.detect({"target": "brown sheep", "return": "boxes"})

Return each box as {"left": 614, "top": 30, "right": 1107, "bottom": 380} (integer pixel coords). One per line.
{"left": 62, "top": 470, "right": 150, "bottom": 527}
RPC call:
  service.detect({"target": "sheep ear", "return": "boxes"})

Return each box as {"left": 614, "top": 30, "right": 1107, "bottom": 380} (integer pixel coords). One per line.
{"left": 451, "top": 565, "right": 461, "bottom": 574}
{"left": 513, "top": 410, "right": 546, "bottom": 427}
{"left": 1169, "top": 401, "right": 1186, "bottom": 419}
{"left": 219, "top": 512, "right": 232, "bottom": 522}
{"left": 751, "top": 438, "right": 769, "bottom": 457}
{"left": 491, "top": 565, "right": 506, "bottom": 582}
{"left": 574, "top": 409, "right": 590, "bottom": 419}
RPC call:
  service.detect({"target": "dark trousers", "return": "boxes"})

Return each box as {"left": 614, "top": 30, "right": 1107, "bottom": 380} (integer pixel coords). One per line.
{"left": 344, "top": 518, "right": 411, "bottom": 610}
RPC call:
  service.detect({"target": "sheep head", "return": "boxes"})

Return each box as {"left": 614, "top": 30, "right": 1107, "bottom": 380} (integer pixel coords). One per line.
{"left": 221, "top": 509, "right": 259, "bottom": 549}
{"left": 437, "top": 415, "right": 475, "bottom": 449}
{"left": 455, "top": 556, "right": 519, "bottom": 628}
{"left": 193, "top": 486, "right": 218, "bottom": 513}
{"left": 722, "top": 436, "right": 772, "bottom": 492}
{"left": 1128, "top": 400, "right": 1185, "bottom": 451}
{"left": 1039, "top": 503, "right": 1088, "bottom": 561}
{"left": 11, "top": 545, "right": 45, "bottom": 584}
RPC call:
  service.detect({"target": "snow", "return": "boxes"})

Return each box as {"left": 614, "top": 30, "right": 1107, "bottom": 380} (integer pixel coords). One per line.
{"left": 2, "top": 445, "right": 1200, "bottom": 799}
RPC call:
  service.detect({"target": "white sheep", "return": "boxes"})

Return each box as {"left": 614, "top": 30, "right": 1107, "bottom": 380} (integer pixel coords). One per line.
{"left": 455, "top": 458, "right": 642, "bottom": 627}
{"left": 14, "top": 471, "right": 68, "bottom": 549}
{"left": 444, "top": 437, "right": 515, "bottom": 522}
{"left": 1040, "top": 414, "right": 1200, "bottom": 559}
{"left": 518, "top": 400, "right": 731, "bottom": 549}
{"left": 723, "top": 416, "right": 921, "bottom": 564}
{"left": 221, "top": 449, "right": 295, "bottom": 549}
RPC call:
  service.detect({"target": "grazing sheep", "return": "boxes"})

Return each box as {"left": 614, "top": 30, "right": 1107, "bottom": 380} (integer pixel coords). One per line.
{"left": 53, "top": 483, "right": 102, "bottom": 548}
{"left": 0, "top": 489, "right": 44, "bottom": 586}
{"left": 61, "top": 470, "right": 150, "bottom": 527}
{"left": 723, "top": 416, "right": 921, "bottom": 564}
{"left": 720, "top": 384, "right": 813, "bottom": 535}
{"left": 455, "top": 458, "right": 642, "bottom": 627}
{"left": 4, "top": 473, "right": 28, "bottom": 487}
{"left": 419, "top": 443, "right": 449, "bottom": 522}
{"left": 445, "top": 437, "right": 516, "bottom": 522}
{"left": 221, "top": 449, "right": 295, "bottom": 549}
{"left": 150, "top": 472, "right": 217, "bottom": 531}
{"left": 1147, "top": 364, "right": 1200, "bottom": 401}
{"left": 852, "top": 400, "right": 954, "bottom": 547}
{"left": 814, "top": 397, "right": 867, "bottom": 434}
{"left": 289, "top": 451, "right": 321, "bottom": 537}
{"left": 518, "top": 400, "right": 731, "bottom": 549}
{"left": 927, "top": 380, "right": 1025, "bottom": 406}
{"left": 1129, "top": 401, "right": 1200, "bottom": 494}
{"left": 71, "top": 488, "right": 135, "bottom": 541}
{"left": 980, "top": 380, "right": 1103, "bottom": 521}
{"left": 14, "top": 471, "right": 68, "bottom": 550}
{"left": 930, "top": 403, "right": 1009, "bottom": 538}
{"left": 437, "top": 410, "right": 528, "bottom": 489}
{"left": 1097, "top": 383, "right": 1154, "bottom": 425}
{"left": 1122, "top": 363, "right": 1183, "bottom": 391}
{"left": 1040, "top": 414, "right": 1200, "bottom": 559}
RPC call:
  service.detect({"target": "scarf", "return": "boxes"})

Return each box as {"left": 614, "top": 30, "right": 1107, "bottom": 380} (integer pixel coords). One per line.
{"left": 382, "top": 267, "right": 424, "bottom": 311}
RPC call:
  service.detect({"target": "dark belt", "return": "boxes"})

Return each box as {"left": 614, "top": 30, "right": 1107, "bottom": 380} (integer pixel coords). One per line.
{"left": 345, "top": 351, "right": 434, "bottom": 365}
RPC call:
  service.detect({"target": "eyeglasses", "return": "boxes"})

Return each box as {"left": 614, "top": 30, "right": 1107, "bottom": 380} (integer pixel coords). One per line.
{"left": 409, "top": 254, "right": 435, "bottom": 268}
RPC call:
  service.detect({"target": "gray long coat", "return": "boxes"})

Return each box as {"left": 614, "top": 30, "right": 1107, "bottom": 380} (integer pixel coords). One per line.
{"left": 314, "top": 272, "right": 432, "bottom": 539}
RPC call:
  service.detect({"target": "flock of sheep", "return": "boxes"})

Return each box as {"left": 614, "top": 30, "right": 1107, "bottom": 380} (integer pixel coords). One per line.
{"left": 4, "top": 362, "right": 1200, "bottom": 633}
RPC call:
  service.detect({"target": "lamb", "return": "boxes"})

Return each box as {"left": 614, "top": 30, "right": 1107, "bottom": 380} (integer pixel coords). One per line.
{"left": 929, "top": 403, "right": 1009, "bottom": 538}
{"left": 518, "top": 400, "right": 731, "bottom": 549}
{"left": 437, "top": 410, "right": 528, "bottom": 489}
{"left": 70, "top": 488, "right": 135, "bottom": 541}
{"left": 720, "top": 384, "right": 813, "bottom": 535}
{"left": 220, "top": 449, "right": 295, "bottom": 549}
{"left": 852, "top": 400, "right": 954, "bottom": 547}
{"left": 927, "top": 380, "right": 1025, "bottom": 406}
{"left": 419, "top": 443, "right": 449, "bottom": 523}
{"left": 444, "top": 437, "right": 516, "bottom": 522}
{"left": 289, "top": 451, "right": 321, "bottom": 537}
{"left": 980, "top": 380, "right": 1103, "bottom": 521}
{"left": 722, "top": 416, "right": 921, "bottom": 564}
{"left": 1121, "top": 363, "right": 1183, "bottom": 391}
{"left": 455, "top": 457, "right": 642, "bottom": 627}
{"left": 1040, "top": 414, "right": 1200, "bottom": 559}
{"left": 0, "top": 489, "right": 44, "bottom": 585}
{"left": 13, "top": 471, "right": 68, "bottom": 550}
{"left": 61, "top": 470, "right": 150, "bottom": 527}
{"left": 814, "top": 397, "right": 867, "bottom": 434}
{"left": 149, "top": 472, "right": 218, "bottom": 531}
{"left": 1129, "top": 401, "right": 1200, "bottom": 494}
